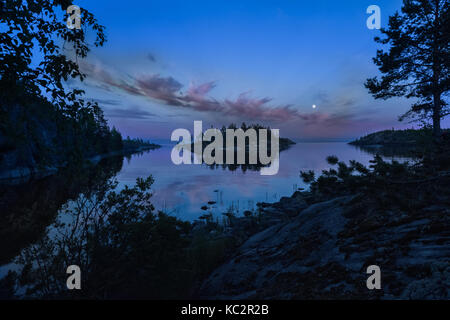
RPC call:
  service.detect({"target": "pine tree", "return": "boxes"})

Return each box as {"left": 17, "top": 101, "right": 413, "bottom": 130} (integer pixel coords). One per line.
{"left": 365, "top": 0, "right": 449, "bottom": 142}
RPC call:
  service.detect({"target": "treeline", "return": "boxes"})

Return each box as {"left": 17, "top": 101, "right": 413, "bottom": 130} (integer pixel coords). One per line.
{"left": 0, "top": 1, "right": 119, "bottom": 177}
{"left": 0, "top": 2, "right": 161, "bottom": 177}
{"left": 210, "top": 122, "right": 296, "bottom": 150}
{"left": 219, "top": 122, "right": 275, "bottom": 132}
{"left": 0, "top": 87, "right": 132, "bottom": 175}
{"left": 123, "top": 136, "right": 161, "bottom": 151}
{"left": 349, "top": 128, "right": 450, "bottom": 147}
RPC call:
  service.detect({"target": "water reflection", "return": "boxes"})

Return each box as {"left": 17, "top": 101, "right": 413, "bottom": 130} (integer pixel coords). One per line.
{"left": 115, "top": 142, "right": 378, "bottom": 220}
{"left": 0, "top": 141, "right": 413, "bottom": 297}
{"left": 351, "top": 144, "right": 424, "bottom": 159}
{"left": 1, "top": 174, "right": 198, "bottom": 299}
{"left": 0, "top": 156, "right": 124, "bottom": 267}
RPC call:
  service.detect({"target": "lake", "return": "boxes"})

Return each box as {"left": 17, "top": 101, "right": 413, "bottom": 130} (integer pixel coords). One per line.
{"left": 114, "top": 141, "right": 376, "bottom": 220}
{"left": 0, "top": 141, "right": 385, "bottom": 280}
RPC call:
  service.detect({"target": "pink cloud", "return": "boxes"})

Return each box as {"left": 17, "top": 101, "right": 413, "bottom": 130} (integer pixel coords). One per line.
{"left": 81, "top": 62, "right": 359, "bottom": 129}
{"left": 224, "top": 93, "right": 297, "bottom": 121}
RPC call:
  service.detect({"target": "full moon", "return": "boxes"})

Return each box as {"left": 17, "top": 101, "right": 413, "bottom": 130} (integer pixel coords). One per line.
{"left": 312, "top": 104, "right": 317, "bottom": 109}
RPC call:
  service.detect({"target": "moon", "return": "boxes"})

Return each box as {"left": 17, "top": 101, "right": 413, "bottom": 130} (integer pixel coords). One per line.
{"left": 312, "top": 104, "right": 317, "bottom": 109}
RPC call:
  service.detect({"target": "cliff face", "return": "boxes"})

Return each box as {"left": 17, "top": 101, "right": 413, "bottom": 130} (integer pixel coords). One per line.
{"left": 199, "top": 194, "right": 450, "bottom": 299}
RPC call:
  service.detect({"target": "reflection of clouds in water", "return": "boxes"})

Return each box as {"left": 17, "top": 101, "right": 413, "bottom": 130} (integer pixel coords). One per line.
{"left": 115, "top": 143, "right": 375, "bottom": 220}
{"left": 152, "top": 171, "right": 272, "bottom": 219}
{"left": 155, "top": 177, "right": 212, "bottom": 207}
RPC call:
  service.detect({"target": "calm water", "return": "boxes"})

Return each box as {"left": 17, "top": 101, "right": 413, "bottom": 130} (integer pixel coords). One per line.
{"left": 0, "top": 141, "right": 391, "bottom": 279}
{"left": 114, "top": 142, "right": 376, "bottom": 220}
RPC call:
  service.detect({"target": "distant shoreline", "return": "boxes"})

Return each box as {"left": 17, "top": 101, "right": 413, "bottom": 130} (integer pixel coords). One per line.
{"left": 0, "top": 144, "right": 161, "bottom": 185}
{"left": 349, "top": 128, "right": 449, "bottom": 147}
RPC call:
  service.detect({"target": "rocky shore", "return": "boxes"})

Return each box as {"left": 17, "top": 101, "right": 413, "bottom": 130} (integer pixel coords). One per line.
{"left": 198, "top": 190, "right": 450, "bottom": 299}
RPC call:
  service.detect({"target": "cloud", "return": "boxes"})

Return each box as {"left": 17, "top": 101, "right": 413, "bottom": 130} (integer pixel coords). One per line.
{"left": 224, "top": 93, "right": 298, "bottom": 121}
{"left": 313, "top": 91, "right": 331, "bottom": 105}
{"left": 104, "top": 105, "right": 158, "bottom": 119}
{"left": 81, "top": 61, "right": 358, "bottom": 127}
{"left": 92, "top": 98, "right": 122, "bottom": 106}
{"left": 147, "top": 53, "right": 156, "bottom": 63}
{"left": 136, "top": 75, "right": 184, "bottom": 105}
{"left": 180, "top": 81, "right": 222, "bottom": 112}
{"left": 187, "top": 81, "right": 217, "bottom": 96}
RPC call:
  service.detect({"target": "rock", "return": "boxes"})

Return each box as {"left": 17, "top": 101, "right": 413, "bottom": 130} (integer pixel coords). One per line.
{"left": 198, "top": 196, "right": 354, "bottom": 299}
{"left": 400, "top": 262, "right": 450, "bottom": 299}
{"left": 198, "top": 193, "right": 450, "bottom": 299}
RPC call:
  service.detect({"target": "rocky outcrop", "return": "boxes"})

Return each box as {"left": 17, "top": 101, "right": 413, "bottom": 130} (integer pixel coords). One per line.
{"left": 199, "top": 193, "right": 450, "bottom": 299}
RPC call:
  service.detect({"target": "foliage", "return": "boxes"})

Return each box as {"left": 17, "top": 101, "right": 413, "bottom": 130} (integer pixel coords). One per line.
{"left": 349, "top": 128, "right": 441, "bottom": 145}
{"left": 0, "top": 1, "right": 139, "bottom": 170}
{"left": 0, "top": 0, "right": 105, "bottom": 110}
{"left": 300, "top": 147, "right": 450, "bottom": 213}
{"left": 122, "top": 136, "right": 160, "bottom": 151}
{"left": 3, "top": 175, "right": 230, "bottom": 299}
{"left": 365, "top": 0, "right": 449, "bottom": 138}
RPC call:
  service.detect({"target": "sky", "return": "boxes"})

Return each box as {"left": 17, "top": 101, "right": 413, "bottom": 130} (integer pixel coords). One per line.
{"left": 68, "top": 0, "right": 442, "bottom": 141}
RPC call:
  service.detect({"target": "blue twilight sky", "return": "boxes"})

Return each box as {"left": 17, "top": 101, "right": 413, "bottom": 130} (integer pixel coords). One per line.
{"left": 69, "top": 0, "right": 446, "bottom": 140}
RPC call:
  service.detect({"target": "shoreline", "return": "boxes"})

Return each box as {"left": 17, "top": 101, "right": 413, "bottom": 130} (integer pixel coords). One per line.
{"left": 0, "top": 144, "right": 161, "bottom": 185}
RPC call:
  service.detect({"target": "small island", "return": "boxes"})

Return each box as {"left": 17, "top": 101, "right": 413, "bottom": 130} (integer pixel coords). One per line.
{"left": 182, "top": 123, "right": 295, "bottom": 172}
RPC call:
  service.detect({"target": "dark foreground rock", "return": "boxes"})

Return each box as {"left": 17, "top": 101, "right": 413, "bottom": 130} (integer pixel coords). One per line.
{"left": 199, "top": 193, "right": 450, "bottom": 299}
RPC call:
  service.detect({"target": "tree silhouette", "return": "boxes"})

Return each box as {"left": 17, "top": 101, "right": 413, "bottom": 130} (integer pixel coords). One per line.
{"left": 0, "top": 0, "right": 106, "bottom": 113}
{"left": 0, "top": 1, "right": 137, "bottom": 167}
{"left": 365, "top": 0, "right": 449, "bottom": 141}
